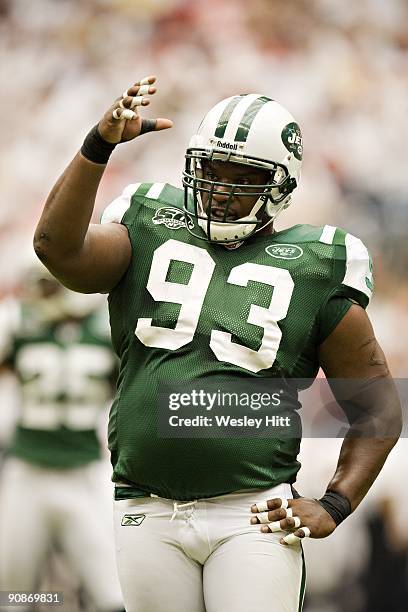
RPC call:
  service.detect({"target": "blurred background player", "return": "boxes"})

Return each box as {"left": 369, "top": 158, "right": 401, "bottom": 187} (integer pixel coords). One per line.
{"left": 0, "top": 262, "right": 124, "bottom": 612}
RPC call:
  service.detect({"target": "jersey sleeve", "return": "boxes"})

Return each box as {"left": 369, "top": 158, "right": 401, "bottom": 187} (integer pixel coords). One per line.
{"left": 341, "top": 232, "right": 373, "bottom": 307}
{"left": 317, "top": 297, "right": 354, "bottom": 344}
{"left": 100, "top": 183, "right": 141, "bottom": 224}
{"left": 100, "top": 182, "right": 167, "bottom": 225}
{"left": 319, "top": 225, "right": 374, "bottom": 309}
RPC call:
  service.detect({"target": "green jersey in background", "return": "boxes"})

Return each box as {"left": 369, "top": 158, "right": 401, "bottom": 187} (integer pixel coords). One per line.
{"left": 1, "top": 302, "right": 117, "bottom": 468}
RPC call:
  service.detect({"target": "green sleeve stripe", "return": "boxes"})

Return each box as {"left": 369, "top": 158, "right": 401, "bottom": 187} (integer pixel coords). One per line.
{"left": 214, "top": 96, "right": 244, "bottom": 138}
{"left": 234, "top": 96, "right": 272, "bottom": 142}
{"left": 333, "top": 227, "right": 346, "bottom": 246}
{"left": 134, "top": 183, "right": 153, "bottom": 198}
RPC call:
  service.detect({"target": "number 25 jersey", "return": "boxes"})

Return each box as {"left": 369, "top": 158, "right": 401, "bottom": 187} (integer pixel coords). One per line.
{"left": 102, "top": 182, "right": 373, "bottom": 500}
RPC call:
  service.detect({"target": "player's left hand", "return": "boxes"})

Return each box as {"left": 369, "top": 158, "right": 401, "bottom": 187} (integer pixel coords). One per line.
{"left": 250, "top": 496, "right": 337, "bottom": 545}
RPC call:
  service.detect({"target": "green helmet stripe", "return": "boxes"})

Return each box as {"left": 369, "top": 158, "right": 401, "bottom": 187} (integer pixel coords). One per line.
{"left": 234, "top": 96, "right": 272, "bottom": 142}
{"left": 214, "top": 96, "right": 244, "bottom": 138}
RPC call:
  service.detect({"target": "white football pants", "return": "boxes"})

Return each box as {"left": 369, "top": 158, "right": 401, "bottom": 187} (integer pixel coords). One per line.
{"left": 114, "top": 483, "right": 305, "bottom": 612}
{"left": 0, "top": 457, "right": 123, "bottom": 612}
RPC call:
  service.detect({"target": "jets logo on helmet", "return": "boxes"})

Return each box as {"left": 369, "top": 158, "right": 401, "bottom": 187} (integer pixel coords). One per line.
{"left": 182, "top": 94, "right": 302, "bottom": 244}
{"left": 282, "top": 122, "right": 303, "bottom": 161}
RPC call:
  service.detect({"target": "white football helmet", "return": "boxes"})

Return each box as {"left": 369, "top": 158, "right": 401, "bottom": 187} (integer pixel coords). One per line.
{"left": 183, "top": 94, "right": 303, "bottom": 243}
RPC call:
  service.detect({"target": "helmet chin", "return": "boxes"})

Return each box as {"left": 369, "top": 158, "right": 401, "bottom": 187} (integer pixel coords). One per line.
{"left": 198, "top": 213, "right": 258, "bottom": 242}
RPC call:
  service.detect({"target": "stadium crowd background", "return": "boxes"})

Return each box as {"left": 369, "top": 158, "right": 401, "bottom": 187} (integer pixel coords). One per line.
{"left": 0, "top": 0, "right": 407, "bottom": 610}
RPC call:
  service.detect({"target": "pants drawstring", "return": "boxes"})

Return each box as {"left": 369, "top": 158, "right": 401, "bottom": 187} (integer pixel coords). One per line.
{"left": 170, "top": 500, "right": 197, "bottom": 522}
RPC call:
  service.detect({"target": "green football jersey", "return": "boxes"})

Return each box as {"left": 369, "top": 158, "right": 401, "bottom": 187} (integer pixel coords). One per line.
{"left": 102, "top": 182, "right": 373, "bottom": 500}
{"left": 2, "top": 302, "right": 117, "bottom": 468}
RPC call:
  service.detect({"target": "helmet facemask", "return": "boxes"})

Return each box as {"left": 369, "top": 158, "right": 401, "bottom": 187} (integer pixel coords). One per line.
{"left": 183, "top": 149, "right": 297, "bottom": 244}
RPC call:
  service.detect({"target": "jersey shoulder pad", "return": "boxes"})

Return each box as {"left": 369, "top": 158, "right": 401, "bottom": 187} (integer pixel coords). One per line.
{"left": 100, "top": 183, "right": 181, "bottom": 225}
{"left": 317, "top": 225, "right": 374, "bottom": 308}
{"left": 275, "top": 224, "right": 325, "bottom": 243}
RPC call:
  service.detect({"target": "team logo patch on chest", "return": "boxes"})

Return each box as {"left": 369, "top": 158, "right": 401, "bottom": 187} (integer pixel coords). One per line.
{"left": 265, "top": 244, "right": 304, "bottom": 260}
{"left": 152, "top": 207, "right": 193, "bottom": 230}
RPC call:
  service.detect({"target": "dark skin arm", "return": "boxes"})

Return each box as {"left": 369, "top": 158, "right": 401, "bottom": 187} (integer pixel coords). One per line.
{"left": 250, "top": 304, "right": 402, "bottom": 543}
{"left": 33, "top": 76, "right": 172, "bottom": 293}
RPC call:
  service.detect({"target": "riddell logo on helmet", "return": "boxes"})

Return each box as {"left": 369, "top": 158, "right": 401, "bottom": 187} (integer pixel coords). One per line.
{"left": 216, "top": 140, "right": 238, "bottom": 150}
{"left": 209, "top": 138, "right": 243, "bottom": 151}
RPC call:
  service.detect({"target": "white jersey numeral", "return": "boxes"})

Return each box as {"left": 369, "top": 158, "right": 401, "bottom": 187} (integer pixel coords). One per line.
{"left": 136, "top": 240, "right": 295, "bottom": 373}
{"left": 135, "top": 240, "right": 215, "bottom": 350}
{"left": 210, "top": 264, "right": 294, "bottom": 373}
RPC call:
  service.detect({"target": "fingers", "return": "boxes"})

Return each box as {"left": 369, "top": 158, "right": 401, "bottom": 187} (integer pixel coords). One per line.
{"left": 251, "top": 496, "right": 310, "bottom": 542}
{"left": 112, "top": 107, "right": 141, "bottom": 121}
{"left": 110, "top": 76, "right": 173, "bottom": 134}
{"left": 257, "top": 516, "right": 301, "bottom": 534}
{"left": 250, "top": 496, "right": 311, "bottom": 545}
{"left": 250, "top": 506, "right": 286, "bottom": 524}
{"left": 281, "top": 527, "right": 311, "bottom": 546}
{"left": 123, "top": 75, "right": 157, "bottom": 99}
{"left": 112, "top": 76, "right": 156, "bottom": 122}
{"left": 251, "top": 505, "right": 302, "bottom": 533}
{"left": 138, "top": 117, "right": 173, "bottom": 134}
{"left": 120, "top": 96, "right": 150, "bottom": 110}
{"left": 99, "top": 75, "right": 172, "bottom": 144}
{"left": 250, "top": 497, "right": 291, "bottom": 523}
{"left": 139, "top": 117, "right": 173, "bottom": 135}
{"left": 251, "top": 497, "right": 289, "bottom": 513}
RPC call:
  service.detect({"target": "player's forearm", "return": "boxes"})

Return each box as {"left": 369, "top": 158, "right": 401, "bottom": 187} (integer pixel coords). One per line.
{"left": 326, "top": 435, "right": 399, "bottom": 511}
{"left": 326, "top": 376, "right": 402, "bottom": 514}
{"left": 34, "top": 152, "right": 105, "bottom": 265}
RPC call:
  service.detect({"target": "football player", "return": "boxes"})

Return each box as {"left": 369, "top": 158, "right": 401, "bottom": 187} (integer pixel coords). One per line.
{"left": 0, "top": 265, "right": 124, "bottom": 612}
{"left": 33, "top": 76, "right": 401, "bottom": 612}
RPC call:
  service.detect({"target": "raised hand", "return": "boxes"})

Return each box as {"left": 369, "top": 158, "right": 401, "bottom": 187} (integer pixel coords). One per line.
{"left": 98, "top": 76, "right": 173, "bottom": 144}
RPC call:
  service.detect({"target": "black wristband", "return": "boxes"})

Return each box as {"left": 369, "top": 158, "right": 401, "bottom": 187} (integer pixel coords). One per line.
{"left": 318, "top": 490, "right": 351, "bottom": 526}
{"left": 81, "top": 124, "right": 117, "bottom": 164}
